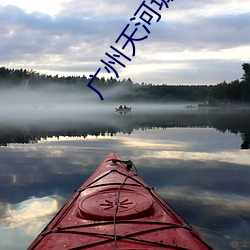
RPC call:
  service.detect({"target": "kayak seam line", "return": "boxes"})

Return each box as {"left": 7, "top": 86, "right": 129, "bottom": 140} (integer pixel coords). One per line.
{"left": 148, "top": 189, "right": 186, "bottom": 225}
{"left": 29, "top": 190, "right": 82, "bottom": 249}
{"left": 147, "top": 190, "right": 213, "bottom": 249}
{"left": 40, "top": 191, "right": 82, "bottom": 239}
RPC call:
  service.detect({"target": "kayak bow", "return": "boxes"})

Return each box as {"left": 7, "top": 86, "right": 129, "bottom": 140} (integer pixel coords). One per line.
{"left": 28, "top": 152, "right": 213, "bottom": 250}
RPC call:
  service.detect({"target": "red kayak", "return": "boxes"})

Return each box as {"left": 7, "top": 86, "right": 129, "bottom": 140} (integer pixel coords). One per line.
{"left": 28, "top": 152, "right": 213, "bottom": 249}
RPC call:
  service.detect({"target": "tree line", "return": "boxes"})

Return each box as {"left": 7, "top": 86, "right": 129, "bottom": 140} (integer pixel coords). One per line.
{"left": 1, "top": 108, "right": 249, "bottom": 149}
{"left": 208, "top": 63, "right": 250, "bottom": 105}
{"left": 0, "top": 63, "right": 249, "bottom": 104}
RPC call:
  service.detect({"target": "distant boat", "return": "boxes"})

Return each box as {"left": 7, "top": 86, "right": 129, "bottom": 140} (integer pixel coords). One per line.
{"left": 115, "top": 107, "right": 132, "bottom": 113}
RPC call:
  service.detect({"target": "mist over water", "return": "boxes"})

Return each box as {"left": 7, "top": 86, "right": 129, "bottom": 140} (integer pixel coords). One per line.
{"left": 0, "top": 84, "right": 198, "bottom": 124}
{"left": 0, "top": 85, "right": 108, "bottom": 121}
{"left": 0, "top": 84, "right": 250, "bottom": 249}
{"left": 1, "top": 84, "right": 250, "bottom": 150}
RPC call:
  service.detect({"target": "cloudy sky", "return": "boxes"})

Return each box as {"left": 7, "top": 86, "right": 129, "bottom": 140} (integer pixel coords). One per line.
{"left": 0, "top": 0, "right": 250, "bottom": 85}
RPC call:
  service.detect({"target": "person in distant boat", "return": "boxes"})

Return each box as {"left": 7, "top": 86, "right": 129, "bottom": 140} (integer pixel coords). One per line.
{"left": 119, "top": 105, "right": 123, "bottom": 109}
{"left": 124, "top": 105, "right": 127, "bottom": 109}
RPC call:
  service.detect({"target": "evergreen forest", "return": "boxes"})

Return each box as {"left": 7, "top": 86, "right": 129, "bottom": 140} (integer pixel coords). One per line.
{"left": 0, "top": 63, "right": 249, "bottom": 104}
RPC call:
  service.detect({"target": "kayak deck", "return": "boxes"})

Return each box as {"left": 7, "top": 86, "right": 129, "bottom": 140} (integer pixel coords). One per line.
{"left": 28, "top": 152, "right": 213, "bottom": 249}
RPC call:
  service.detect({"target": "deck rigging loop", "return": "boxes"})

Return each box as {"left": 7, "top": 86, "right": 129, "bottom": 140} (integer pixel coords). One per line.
{"left": 109, "top": 158, "right": 138, "bottom": 173}
{"left": 111, "top": 158, "right": 139, "bottom": 249}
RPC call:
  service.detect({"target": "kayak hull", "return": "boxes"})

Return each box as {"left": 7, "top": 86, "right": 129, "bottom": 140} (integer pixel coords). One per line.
{"left": 28, "top": 152, "right": 213, "bottom": 249}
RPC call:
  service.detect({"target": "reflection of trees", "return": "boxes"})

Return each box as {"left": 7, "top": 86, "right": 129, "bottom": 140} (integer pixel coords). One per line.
{"left": 0, "top": 109, "right": 250, "bottom": 149}
{"left": 0, "top": 131, "right": 38, "bottom": 146}
{"left": 241, "top": 134, "right": 250, "bottom": 149}
{"left": 202, "top": 109, "right": 250, "bottom": 149}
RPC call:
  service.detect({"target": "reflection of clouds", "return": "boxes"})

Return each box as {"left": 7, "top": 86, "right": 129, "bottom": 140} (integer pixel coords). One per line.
{"left": 157, "top": 186, "right": 250, "bottom": 249}
{"left": 157, "top": 186, "right": 250, "bottom": 216}
{"left": 118, "top": 129, "right": 188, "bottom": 151}
{"left": 0, "top": 127, "right": 249, "bottom": 250}
{"left": 154, "top": 150, "right": 250, "bottom": 167}
{"left": 0, "top": 196, "right": 59, "bottom": 230}
{"left": 194, "top": 224, "right": 250, "bottom": 250}
{"left": 121, "top": 139, "right": 185, "bottom": 150}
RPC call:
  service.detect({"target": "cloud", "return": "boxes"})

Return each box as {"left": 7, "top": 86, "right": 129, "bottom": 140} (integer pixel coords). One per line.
{"left": 0, "top": 0, "right": 249, "bottom": 84}
{"left": 58, "top": 0, "right": 140, "bottom": 18}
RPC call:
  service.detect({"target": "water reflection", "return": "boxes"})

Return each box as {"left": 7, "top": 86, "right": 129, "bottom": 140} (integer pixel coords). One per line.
{"left": 1, "top": 196, "right": 59, "bottom": 228}
{"left": 0, "top": 108, "right": 250, "bottom": 249}
{"left": 0, "top": 107, "right": 250, "bottom": 149}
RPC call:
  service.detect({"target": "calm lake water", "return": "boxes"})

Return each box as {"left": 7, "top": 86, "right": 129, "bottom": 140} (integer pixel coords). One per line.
{"left": 0, "top": 104, "right": 250, "bottom": 249}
